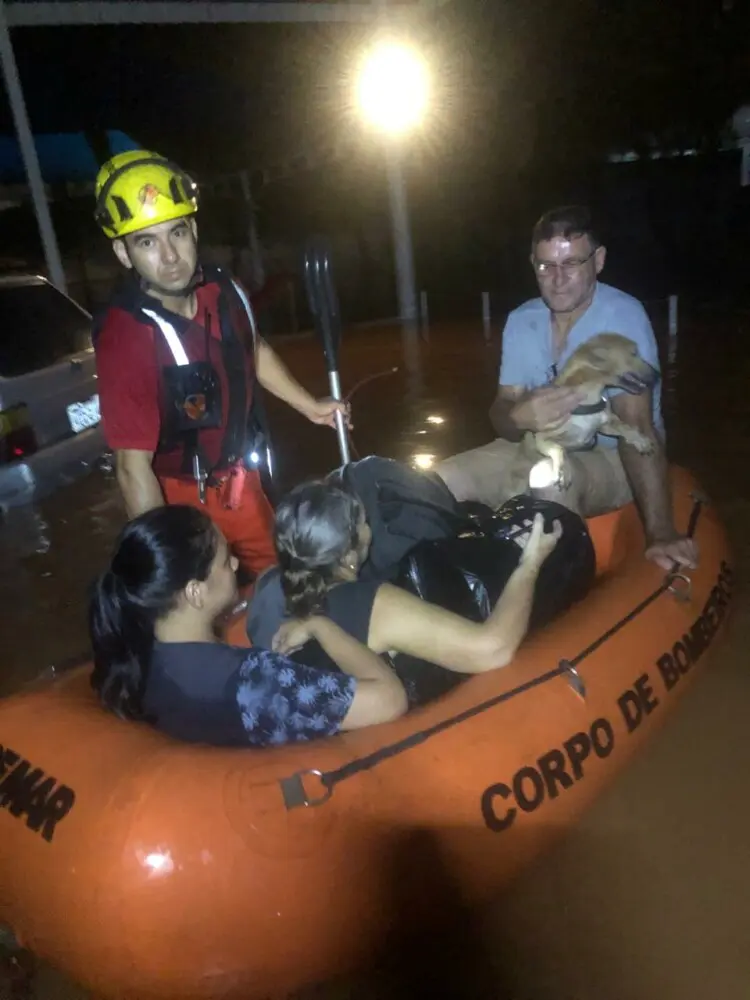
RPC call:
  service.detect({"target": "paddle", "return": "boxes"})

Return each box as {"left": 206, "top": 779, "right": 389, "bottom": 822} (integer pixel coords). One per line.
{"left": 303, "top": 238, "right": 351, "bottom": 465}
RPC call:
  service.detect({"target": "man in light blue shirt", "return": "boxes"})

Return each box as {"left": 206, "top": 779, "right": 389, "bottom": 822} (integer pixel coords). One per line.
{"left": 437, "top": 205, "right": 697, "bottom": 571}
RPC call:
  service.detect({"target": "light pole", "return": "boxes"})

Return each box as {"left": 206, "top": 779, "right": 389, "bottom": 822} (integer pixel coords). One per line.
{"left": 384, "top": 142, "right": 419, "bottom": 324}
{"left": 0, "top": 0, "right": 67, "bottom": 291}
{"left": 732, "top": 104, "right": 750, "bottom": 187}
{"left": 356, "top": 39, "right": 428, "bottom": 327}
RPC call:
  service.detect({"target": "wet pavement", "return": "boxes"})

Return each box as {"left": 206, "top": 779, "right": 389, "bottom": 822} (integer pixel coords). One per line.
{"left": 0, "top": 311, "right": 748, "bottom": 999}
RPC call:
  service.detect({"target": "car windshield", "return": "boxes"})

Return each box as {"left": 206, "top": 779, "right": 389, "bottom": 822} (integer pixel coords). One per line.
{"left": 0, "top": 282, "right": 92, "bottom": 377}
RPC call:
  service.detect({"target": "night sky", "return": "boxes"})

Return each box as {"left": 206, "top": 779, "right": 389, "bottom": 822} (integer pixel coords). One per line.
{"left": 1, "top": 0, "right": 748, "bottom": 312}
{"left": 1, "top": 0, "right": 746, "bottom": 178}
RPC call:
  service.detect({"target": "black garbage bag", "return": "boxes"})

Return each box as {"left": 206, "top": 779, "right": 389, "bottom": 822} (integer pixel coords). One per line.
{"left": 391, "top": 495, "right": 596, "bottom": 706}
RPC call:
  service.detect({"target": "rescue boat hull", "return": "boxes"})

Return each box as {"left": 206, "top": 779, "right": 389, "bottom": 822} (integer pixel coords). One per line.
{"left": 0, "top": 468, "right": 732, "bottom": 999}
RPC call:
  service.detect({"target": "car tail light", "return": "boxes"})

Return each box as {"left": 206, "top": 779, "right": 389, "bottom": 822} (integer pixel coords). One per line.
{"left": 0, "top": 404, "right": 38, "bottom": 465}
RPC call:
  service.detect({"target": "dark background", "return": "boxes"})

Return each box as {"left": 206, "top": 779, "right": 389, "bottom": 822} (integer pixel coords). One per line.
{"left": 2, "top": 0, "right": 750, "bottom": 320}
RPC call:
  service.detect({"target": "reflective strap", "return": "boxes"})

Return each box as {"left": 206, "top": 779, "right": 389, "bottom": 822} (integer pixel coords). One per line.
{"left": 142, "top": 279, "right": 256, "bottom": 361}
{"left": 230, "top": 280, "right": 259, "bottom": 346}
{"left": 141, "top": 308, "right": 190, "bottom": 366}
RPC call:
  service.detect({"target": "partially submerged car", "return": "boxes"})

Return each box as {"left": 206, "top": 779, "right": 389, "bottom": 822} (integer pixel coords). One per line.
{"left": 0, "top": 274, "right": 104, "bottom": 509}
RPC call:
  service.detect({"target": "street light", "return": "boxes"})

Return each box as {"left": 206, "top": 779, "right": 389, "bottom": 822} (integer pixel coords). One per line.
{"left": 356, "top": 39, "right": 429, "bottom": 326}
{"left": 356, "top": 40, "right": 429, "bottom": 135}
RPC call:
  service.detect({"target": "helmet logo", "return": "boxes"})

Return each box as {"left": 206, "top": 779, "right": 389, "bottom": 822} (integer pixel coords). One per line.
{"left": 138, "top": 184, "right": 161, "bottom": 206}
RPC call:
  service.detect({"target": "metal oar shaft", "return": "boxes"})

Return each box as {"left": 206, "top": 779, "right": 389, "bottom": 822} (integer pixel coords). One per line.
{"left": 327, "top": 370, "right": 350, "bottom": 464}
{"left": 303, "top": 238, "right": 350, "bottom": 466}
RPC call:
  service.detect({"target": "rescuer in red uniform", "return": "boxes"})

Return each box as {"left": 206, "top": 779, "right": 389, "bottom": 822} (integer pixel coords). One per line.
{"left": 93, "top": 150, "right": 346, "bottom": 577}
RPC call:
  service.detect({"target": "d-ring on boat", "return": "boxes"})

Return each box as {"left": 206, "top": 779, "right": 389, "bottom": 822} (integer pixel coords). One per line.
{"left": 0, "top": 466, "right": 733, "bottom": 1000}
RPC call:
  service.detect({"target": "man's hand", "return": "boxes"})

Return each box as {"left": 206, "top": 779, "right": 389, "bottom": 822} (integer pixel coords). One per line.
{"left": 510, "top": 386, "right": 585, "bottom": 434}
{"left": 256, "top": 340, "right": 352, "bottom": 428}
{"left": 645, "top": 535, "right": 699, "bottom": 572}
{"left": 609, "top": 390, "right": 699, "bottom": 574}
{"left": 305, "top": 397, "right": 352, "bottom": 429}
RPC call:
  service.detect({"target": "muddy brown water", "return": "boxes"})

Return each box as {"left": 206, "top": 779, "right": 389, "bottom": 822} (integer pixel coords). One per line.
{"left": 0, "top": 314, "right": 748, "bottom": 999}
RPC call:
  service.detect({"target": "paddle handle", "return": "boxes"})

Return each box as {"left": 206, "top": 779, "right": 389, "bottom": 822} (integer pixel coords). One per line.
{"left": 303, "top": 240, "right": 349, "bottom": 465}
{"left": 327, "top": 370, "right": 350, "bottom": 465}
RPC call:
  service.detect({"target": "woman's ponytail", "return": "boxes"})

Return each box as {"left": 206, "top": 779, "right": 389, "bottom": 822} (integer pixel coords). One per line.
{"left": 89, "top": 570, "right": 155, "bottom": 720}
{"left": 274, "top": 481, "right": 364, "bottom": 619}
{"left": 89, "top": 505, "right": 217, "bottom": 720}
{"left": 277, "top": 555, "right": 334, "bottom": 619}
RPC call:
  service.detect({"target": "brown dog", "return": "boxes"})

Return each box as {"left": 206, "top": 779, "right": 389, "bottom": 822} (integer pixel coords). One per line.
{"left": 512, "top": 333, "right": 658, "bottom": 492}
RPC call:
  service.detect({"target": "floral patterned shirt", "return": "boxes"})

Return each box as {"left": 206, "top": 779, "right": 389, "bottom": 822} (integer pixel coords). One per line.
{"left": 145, "top": 641, "right": 356, "bottom": 747}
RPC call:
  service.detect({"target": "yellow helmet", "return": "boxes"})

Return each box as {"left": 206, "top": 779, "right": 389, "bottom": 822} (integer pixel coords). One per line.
{"left": 94, "top": 150, "right": 198, "bottom": 239}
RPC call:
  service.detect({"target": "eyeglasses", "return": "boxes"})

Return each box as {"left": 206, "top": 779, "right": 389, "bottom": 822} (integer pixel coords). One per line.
{"left": 532, "top": 247, "right": 597, "bottom": 276}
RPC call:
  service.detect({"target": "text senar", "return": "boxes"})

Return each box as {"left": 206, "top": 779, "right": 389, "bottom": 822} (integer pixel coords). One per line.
{"left": 0, "top": 745, "right": 75, "bottom": 842}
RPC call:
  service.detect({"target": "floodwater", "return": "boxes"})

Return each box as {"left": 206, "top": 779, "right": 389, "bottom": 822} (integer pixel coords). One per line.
{"left": 0, "top": 311, "right": 748, "bottom": 999}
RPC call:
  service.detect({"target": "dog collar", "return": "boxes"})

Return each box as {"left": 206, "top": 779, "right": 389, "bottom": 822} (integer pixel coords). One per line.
{"left": 571, "top": 397, "right": 607, "bottom": 416}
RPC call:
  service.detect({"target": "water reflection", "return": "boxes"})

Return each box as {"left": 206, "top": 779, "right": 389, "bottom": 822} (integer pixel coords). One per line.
{"left": 0, "top": 469, "right": 125, "bottom": 693}
{"left": 0, "top": 506, "right": 52, "bottom": 558}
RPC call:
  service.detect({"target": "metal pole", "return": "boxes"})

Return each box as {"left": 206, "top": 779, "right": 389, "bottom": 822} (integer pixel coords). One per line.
{"left": 385, "top": 142, "right": 419, "bottom": 324}
{"left": 5, "top": 1, "right": 405, "bottom": 27}
{"left": 238, "top": 168, "right": 265, "bottom": 292}
{"left": 482, "top": 290, "right": 492, "bottom": 343}
{"left": 419, "top": 289, "right": 429, "bottom": 341}
{"left": 741, "top": 140, "right": 750, "bottom": 187}
{"left": 667, "top": 294, "right": 678, "bottom": 365}
{"left": 327, "top": 370, "right": 351, "bottom": 465}
{"left": 385, "top": 141, "right": 422, "bottom": 401}
{"left": 0, "top": 1, "right": 66, "bottom": 292}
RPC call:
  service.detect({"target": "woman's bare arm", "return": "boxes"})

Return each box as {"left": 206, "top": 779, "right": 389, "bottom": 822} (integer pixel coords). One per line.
{"left": 273, "top": 617, "right": 407, "bottom": 730}
{"left": 368, "top": 515, "right": 560, "bottom": 674}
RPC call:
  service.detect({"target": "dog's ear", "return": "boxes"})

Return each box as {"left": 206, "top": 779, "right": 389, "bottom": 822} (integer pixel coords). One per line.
{"left": 592, "top": 340, "right": 637, "bottom": 365}
{"left": 560, "top": 362, "right": 603, "bottom": 387}
{"left": 586, "top": 344, "right": 610, "bottom": 365}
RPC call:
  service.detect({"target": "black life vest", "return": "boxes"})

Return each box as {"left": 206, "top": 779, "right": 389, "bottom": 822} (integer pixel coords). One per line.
{"left": 94, "top": 265, "right": 273, "bottom": 486}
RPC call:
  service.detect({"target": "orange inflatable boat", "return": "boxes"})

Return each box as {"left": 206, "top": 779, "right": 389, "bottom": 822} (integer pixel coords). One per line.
{"left": 0, "top": 467, "right": 732, "bottom": 999}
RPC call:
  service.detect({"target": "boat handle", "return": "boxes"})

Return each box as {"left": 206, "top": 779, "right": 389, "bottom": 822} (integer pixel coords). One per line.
{"left": 667, "top": 572, "right": 692, "bottom": 603}
{"left": 559, "top": 659, "right": 587, "bottom": 701}
{"left": 279, "top": 769, "right": 332, "bottom": 810}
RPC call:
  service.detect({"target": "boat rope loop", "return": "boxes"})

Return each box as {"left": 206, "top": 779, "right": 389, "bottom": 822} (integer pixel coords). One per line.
{"left": 280, "top": 496, "right": 705, "bottom": 811}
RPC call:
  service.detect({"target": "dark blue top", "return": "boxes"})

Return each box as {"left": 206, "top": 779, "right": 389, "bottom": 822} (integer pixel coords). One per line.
{"left": 247, "top": 567, "right": 381, "bottom": 651}
{"left": 144, "top": 641, "right": 357, "bottom": 748}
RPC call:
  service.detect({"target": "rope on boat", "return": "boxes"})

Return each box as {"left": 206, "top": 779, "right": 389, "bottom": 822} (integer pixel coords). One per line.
{"left": 280, "top": 497, "right": 705, "bottom": 810}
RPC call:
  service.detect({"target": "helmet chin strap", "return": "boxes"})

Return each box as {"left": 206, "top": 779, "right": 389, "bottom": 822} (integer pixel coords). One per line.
{"left": 138, "top": 266, "right": 203, "bottom": 300}
{"left": 124, "top": 242, "right": 204, "bottom": 300}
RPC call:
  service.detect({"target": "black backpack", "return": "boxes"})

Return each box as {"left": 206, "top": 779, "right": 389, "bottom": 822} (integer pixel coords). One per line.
{"left": 332, "top": 455, "right": 482, "bottom": 581}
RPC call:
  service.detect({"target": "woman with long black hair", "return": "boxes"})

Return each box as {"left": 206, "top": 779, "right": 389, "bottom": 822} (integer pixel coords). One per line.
{"left": 89, "top": 505, "right": 406, "bottom": 747}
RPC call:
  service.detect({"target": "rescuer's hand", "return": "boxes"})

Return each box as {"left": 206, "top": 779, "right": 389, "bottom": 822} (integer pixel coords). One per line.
{"left": 306, "top": 398, "right": 352, "bottom": 429}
